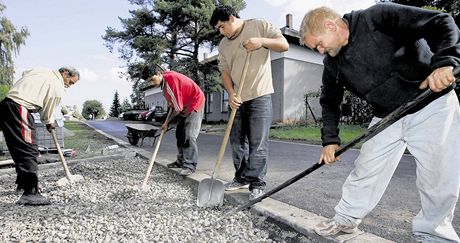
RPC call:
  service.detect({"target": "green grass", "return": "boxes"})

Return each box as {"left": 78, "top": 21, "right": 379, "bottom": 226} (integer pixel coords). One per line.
{"left": 64, "top": 121, "right": 114, "bottom": 155}
{"left": 270, "top": 125, "right": 367, "bottom": 146}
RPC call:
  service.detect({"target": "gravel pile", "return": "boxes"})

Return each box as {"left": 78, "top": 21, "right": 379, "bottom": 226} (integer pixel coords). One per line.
{"left": 0, "top": 157, "right": 313, "bottom": 242}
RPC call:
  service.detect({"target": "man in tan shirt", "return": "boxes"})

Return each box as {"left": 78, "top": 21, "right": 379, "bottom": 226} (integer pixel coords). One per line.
{"left": 0, "top": 66, "right": 80, "bottom": 205}
{"left": 210, "top": 5, "right": 288, "bottom": 200}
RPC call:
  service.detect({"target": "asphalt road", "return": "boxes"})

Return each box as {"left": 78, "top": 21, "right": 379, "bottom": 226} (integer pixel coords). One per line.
{"left": 87, "top": 119, "right": 460, "bottom": 242}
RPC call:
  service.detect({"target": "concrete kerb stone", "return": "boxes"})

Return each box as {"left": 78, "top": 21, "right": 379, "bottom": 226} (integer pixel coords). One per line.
{"left": 86, "top": 122, "right": 395, "bottom": 243}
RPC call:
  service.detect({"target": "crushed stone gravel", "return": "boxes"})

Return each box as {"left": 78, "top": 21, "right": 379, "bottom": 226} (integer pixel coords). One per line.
{"left": 0, "top": 156, "right": 314, "bottom": 242}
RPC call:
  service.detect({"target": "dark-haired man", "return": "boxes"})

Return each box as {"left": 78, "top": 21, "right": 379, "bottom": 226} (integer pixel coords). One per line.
{"left": 143, "top": 68, "right": 205, "bottom": 176}
{"left": 0, "top": 66, "right": 80, "bottom": 205}
{"left": 210, "top": 5, "right": 288, "bottom": 200}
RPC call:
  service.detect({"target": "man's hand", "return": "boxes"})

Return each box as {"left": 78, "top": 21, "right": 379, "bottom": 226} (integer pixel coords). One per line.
{"left": 419, "top": 66, "right": 455, "bottom": 92}
{"left": 161, "top": 122, "right": 168, "bottom": 131}
{"left": 46, "top": 123, "right": 55, "bottom": 133}
{"left": 242, "top": 38, "right": 264, "bottom": 51}
{"left": 319, "top": 144, "right": 341, "bottom": 164}
{"left": 229, "top": 92, "right": 242, "bottom": 110}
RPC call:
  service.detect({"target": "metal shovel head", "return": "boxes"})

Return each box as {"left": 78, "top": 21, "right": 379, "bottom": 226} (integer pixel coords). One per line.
{"left": 197, "top": 178, "right": 225, "bottom": 207}
{"left": 56, "top": 174, "right": 84, "bottom": 187}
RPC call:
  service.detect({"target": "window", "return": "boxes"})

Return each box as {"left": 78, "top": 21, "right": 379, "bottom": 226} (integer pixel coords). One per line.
{"left": 206, "top": 93, "right": 213, "bottom": 113}
{"left": 221, "top": 91, "right": 228, "bottom": 113}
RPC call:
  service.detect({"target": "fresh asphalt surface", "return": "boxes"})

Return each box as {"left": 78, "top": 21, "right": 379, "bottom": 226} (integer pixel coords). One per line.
{"left": 87, "top": 119, "right": 460, "bottom": 242}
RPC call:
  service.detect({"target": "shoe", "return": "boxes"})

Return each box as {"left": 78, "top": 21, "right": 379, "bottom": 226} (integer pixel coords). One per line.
{"left": 167, "top": 161, "right": 182, "bottom": 168}
{"left": 16, "top": 188, "right": 51, "bottom": 206}
{"left": 179, "top": 168, "right": 194, "bottom": 176}
{"left": 225, "top": 179, "right": 250, "bottom": 191}
{"left": 314, "top": 219, "right": 358, "bottom": 236}
{"left": 249, "top": 188, "right": 264, "bottom": 200}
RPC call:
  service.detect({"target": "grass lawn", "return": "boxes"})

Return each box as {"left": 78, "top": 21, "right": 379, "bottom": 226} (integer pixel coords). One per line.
{"left": 63, "top": 121, "right": 115, "bottom": 157}
{"left": 270, "top": 125, "right": 367, "bottom": 147}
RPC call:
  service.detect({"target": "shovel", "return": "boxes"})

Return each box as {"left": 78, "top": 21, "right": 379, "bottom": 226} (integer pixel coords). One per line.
{"left": 51, "top": 129, "right": 84, "bottom": 186}
{"left": 221, "top": 66, "right": 460, "bottom": 218}
{"left": 197, "top": 52, "right": 253, "bottom": 207}
{"left": 139, "top": 110, "right": 173, "bottom": 191}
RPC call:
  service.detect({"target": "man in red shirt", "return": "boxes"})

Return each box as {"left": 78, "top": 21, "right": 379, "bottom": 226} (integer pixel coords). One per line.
{"left": 143, "top": 67, "right": 205, "bottom": 176}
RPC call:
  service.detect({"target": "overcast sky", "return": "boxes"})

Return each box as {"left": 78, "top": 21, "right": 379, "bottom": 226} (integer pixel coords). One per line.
{"left": 2, "top": 0, "right": 375, "bottom": 113}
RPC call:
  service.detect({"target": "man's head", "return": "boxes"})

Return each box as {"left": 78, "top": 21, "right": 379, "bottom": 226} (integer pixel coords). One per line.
{"left": 59, "top": 66, "right": 80, "bottom": 88}
{"left": 210, "top": 5, "right": 242, "bottom": 39}
{"left": 299, "top": 7, "right": 349, "bottom": 57}
{"left": 141, "top": 65, "right": 164, "bottom": 88}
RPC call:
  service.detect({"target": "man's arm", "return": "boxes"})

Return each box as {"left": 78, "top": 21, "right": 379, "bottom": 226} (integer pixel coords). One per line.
{"left": 243, "top": 36, "right": 289, "bottom": 52}
{"left": 221, "top": 70, "right": 241, "bottom": 110}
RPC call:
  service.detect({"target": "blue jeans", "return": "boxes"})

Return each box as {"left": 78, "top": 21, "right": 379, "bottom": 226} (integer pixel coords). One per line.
{"left": 175, "top": 110, "right": 203, "bottom": 171}
{"left": 230, "top": 95, "right": 272, "bottom": 190}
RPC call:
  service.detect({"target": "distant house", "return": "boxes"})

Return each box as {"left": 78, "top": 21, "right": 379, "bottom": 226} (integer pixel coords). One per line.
{"left": 141, "top": 14, "right": 325, "bottom": 124}
{"left": 141, "top": 85, "right": 168, "bottom": 111}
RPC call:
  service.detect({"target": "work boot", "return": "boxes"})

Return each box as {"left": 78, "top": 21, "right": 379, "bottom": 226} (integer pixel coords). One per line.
{"left": 167, "top": 161, "right": 182, "bottom": 168}
{"left": 314, "top": 218, "right": 358, "bottom": 236}
{"left": 17, "top": 188, "right": 51, "bottom": 206}
{"left": 224, "top": 179, "right": 249, "bottom": 191}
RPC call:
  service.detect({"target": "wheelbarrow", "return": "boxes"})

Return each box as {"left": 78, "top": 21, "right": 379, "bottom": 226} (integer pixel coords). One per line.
{"left": 125, "top": 123, "right": 161, "bottom": 146}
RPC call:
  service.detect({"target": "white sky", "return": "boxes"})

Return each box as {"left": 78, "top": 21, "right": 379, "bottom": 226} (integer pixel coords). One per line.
{"left": 1, "top": 0, "right": 375, "bottom": 112}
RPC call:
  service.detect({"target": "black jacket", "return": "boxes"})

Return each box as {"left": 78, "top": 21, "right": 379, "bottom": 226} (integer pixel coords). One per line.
{"left": 320, "top": 2, "right": 460, "bottom": 146}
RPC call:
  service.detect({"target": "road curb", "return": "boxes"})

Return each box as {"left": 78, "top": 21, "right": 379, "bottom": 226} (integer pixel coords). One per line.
{"left": 85, "top": 121, "right": 395, "bottom": 242}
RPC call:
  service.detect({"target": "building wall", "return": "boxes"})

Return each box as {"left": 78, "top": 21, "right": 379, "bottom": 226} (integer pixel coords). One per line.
{"left": 273, "top": 45, "right": 324, "bottom": 123}
{"left": 144, "top": 88, "right": 167, "bottom": 110}
{"left": 271, "top": 58, "right": 284, "bottom": 122}
{"left": 283, "top": 58, "right": 323, "bottom": 123}
{"left": 204, "top": 91, "right": 229, "bottom": 122}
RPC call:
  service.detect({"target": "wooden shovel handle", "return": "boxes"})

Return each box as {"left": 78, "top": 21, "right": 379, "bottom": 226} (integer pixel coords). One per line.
{"left": 211, "top": 51, "right": 253, "bottom": 178}
{"left": 51, "top": 129, "right": 72, "bottom": 180}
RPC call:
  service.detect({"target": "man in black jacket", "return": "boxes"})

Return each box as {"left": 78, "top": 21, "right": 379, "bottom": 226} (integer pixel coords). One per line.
{"left": 300, "top": 3, "right": 460, "bottom": 242}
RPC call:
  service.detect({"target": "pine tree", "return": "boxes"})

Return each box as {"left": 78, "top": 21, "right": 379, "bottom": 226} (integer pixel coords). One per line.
{"left": 121, "top": 97, "right": 132, "bottom": 112}
{"left": 103, "top": 0, "right": 245, "bottom": 108}
{"left": 109, "top": 91, "right": 121, "bottom": 117}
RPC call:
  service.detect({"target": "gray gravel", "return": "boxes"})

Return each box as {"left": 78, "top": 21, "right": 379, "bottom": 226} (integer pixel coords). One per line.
{"left": 0, "top": 157, "right": 313, "bottom": 242}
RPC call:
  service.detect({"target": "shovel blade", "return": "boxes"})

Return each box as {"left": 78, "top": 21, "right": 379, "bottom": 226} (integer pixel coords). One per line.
{"left": 197, "top": 178, "right": 225, "bottom": 207}
{"left": 56, "top": 174, "right": 84, "bottom": 187}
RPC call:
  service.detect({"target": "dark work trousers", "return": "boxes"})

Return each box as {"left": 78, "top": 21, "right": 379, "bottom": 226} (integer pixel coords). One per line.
{"left": 0, "top": 98, "right": 39, "bottom": 191}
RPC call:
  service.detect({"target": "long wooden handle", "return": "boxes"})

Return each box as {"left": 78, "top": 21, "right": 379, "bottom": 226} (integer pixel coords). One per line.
{"left": 51, "top": 129, "right": 72, "bottom": 180}
{"left": 142, "top": 128, "right": 166, "bottom": 187}
{"left": 142, "top": 110, "right": 173, "bottom": 186}
{"left": 211, "top": 52, "right": 253, "bottom": 179}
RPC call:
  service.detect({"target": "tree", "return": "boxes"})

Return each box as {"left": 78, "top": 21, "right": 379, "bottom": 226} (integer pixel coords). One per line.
{"left": 0, "top": 3, "right": 29, "bottom": 85}
{"left": 121, "top": 97, "right": 132, "bottom": 112}
{"left": 382, "top": 0, "right": 460, "bottom": 25}
{"left": 61, "top": 106, "right": 68, "bottom": 115}
{"left": 72, "top": 105, "right": 84, "bottom": 120}
{"left": 82, "top": 100, "right": 106, "bottom": 120}
{"left": 109, "top": 91, "right": 122, "bottom": 117}
{"left": 103, "top": 0, "right": 245, "bottom": 108}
